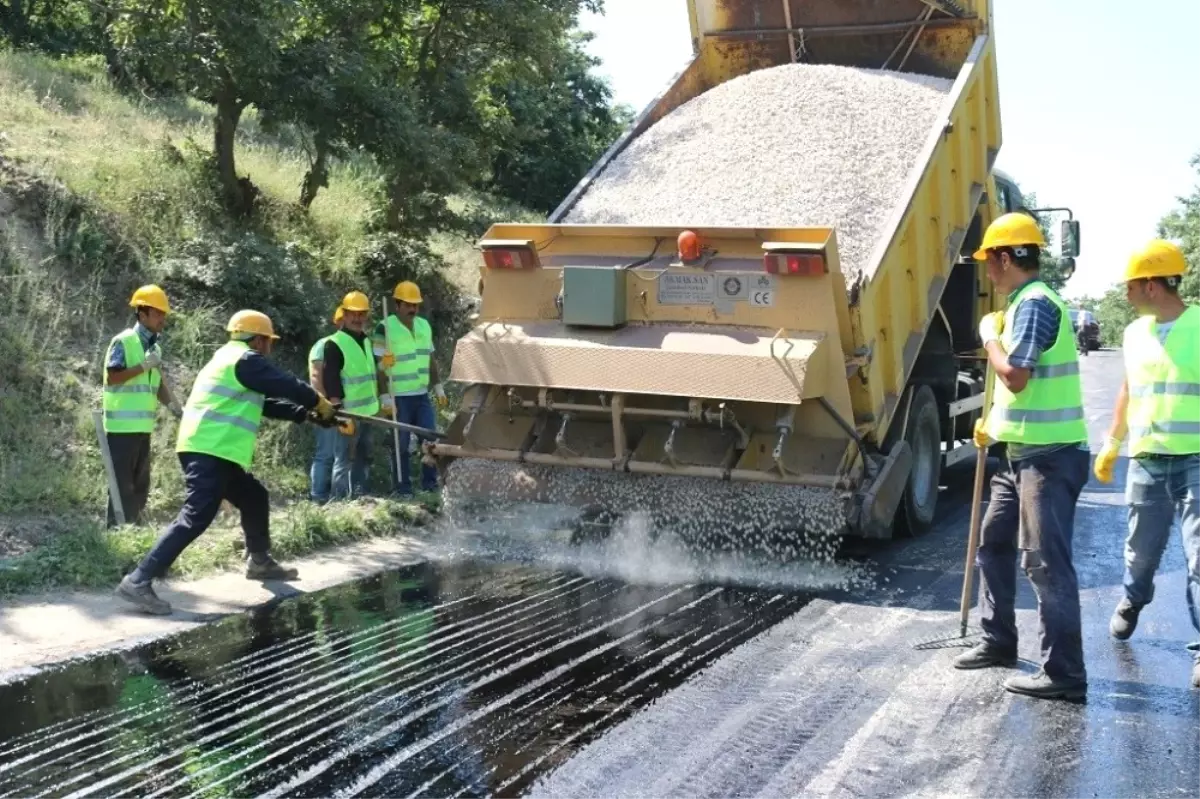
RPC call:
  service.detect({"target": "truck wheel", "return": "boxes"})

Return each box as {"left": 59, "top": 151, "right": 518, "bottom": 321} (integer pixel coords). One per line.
{"left": 895, "top": 385, "right": 942, "bottom": 537}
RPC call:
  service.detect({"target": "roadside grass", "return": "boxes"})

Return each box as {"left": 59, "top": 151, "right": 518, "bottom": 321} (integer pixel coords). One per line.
{"left": 0, "top": 49, "right": 523, "bottom": 530}
{"left": 0, "top": 497, "right": 437, "bottom": 596}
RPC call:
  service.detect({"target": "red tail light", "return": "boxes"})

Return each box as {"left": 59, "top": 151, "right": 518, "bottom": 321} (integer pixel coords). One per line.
{"left": 480, "top": 239, "right": 540, "bottom": 269}
{"left": 763, "top": 253, "right": 826, "bottom": 276}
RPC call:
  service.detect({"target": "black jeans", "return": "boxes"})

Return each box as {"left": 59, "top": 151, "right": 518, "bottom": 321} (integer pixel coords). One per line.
{"left": 106, "top": 432, "right": 151, "bottom": 528}
{"left": 132, "top": 453, "right": 271, "bottom": 581}
{"left": 976, "top": 446, "right": 1090, "bottom": 682}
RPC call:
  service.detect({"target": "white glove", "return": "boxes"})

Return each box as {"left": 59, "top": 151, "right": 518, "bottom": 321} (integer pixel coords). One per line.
{"left": 978, "top": 312, "right": 1004, "bottom": 346}
{"left": 379, "top": 393, "right": 394, "bottom": 410}
{"left": 142, "top": 350, "right": 162, "bottom": 370}
{"left": 432, "top": 383, "right": 448, "bottom": 409}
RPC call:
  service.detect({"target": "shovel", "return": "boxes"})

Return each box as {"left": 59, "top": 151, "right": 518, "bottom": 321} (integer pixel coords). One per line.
{"left": 957, "top": 361, "right": 996, "bottom": 637}
{"left": 335, "top": 409, "right": 446, "bottom": 441}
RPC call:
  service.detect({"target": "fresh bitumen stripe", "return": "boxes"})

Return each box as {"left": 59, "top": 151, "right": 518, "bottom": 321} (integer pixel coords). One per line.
{"left": 564, "top": 63, "right": 953, "bottom": 283}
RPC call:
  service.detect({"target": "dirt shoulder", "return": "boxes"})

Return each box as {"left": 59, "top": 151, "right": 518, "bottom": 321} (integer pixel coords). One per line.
{"left": 0, "top": 535, "right": 432, "bottom": 676}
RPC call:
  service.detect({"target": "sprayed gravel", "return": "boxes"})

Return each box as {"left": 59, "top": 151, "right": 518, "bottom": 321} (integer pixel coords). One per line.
{"left": 563, "top": 64, "right": 954, "bottom": 282}
{"left": 441, "top": 459, "right": 866, "bottom": 590}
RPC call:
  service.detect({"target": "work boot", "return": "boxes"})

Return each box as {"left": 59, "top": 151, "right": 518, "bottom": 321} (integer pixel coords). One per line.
{"left": 1003, "top": 670, "right": 1087, "bottom": 701}
{"left": 115, "top": 575, "right": 172, "bottom": 616}
{"left": 952, "top": 642, "right": 1018, "bottom": 670}
{"left": 1109, "top": 598, "right": 1142, "bottom": 640}
{"left": 245, "top": 554, "right": 299, "bottom": 581}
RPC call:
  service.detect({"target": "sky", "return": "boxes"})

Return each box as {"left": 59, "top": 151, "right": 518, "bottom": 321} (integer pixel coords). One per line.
{"left": 578, "top": 0, "right": 1200, "bottom": 299}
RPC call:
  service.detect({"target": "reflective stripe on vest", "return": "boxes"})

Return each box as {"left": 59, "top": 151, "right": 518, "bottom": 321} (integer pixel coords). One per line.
{"left": 175, "top": 341, "right": 265, "bottom": 469}
{"left": 985, "top": 280, "right": 1088, "bottom": 445}
{"left": 331, "top": 331, "right": 381, "bottom": 416}
{"left": 384, "top": 315, "right": 433, "bottom": 394}
{"left": 1123, "top": 304, "right": 1200, "bottom": 456}
{"left": 102, "top": 327, "right": 161, "bottom": 434}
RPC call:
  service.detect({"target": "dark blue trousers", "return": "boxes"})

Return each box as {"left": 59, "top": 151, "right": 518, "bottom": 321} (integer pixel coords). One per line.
{"left": 132, "top": 453, "right": 270, "bottom": 581}
{"left": 976, "top": 446, "right": 1090, "bottom": 682}
{"left": 387, "top": 394, "right": 439, "bottom": 494}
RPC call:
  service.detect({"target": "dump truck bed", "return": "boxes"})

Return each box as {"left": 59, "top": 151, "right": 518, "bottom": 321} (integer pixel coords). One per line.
{"left": 431, "top": 0, "right": 1005, "bottom": 541}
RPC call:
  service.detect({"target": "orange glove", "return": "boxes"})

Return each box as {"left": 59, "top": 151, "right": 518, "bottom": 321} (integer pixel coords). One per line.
{"left": 337, "top": 418, "right": 356, "bottom": 437}
{"left": 380, "top": 352, "right": 396, "bottom": 369}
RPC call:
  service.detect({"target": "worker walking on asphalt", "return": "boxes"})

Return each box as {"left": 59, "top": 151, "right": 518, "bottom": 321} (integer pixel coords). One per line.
{"left": 116, "top": 310, "right": 338, "bottom": 615}
{"left": 1093, "top": 239, "right": 1200, "bottom": 690}
{"left": 374, "top": 280, "right": 448, "bottom": 495}
{"left": 308, "top": 305, "right": 344, "bottom": 504}
{"left": 322, "top": 291, "right": 381, "bottom": 499}
{"left": 102, "top": 284, "right": 184, "bottom": 527}
{"left": 955, "top": 212, "right": 1091, "bottom": 701}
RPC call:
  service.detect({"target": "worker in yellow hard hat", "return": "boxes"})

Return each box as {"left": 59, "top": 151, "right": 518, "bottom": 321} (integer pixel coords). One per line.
{"left": 954, "top": 212, "right": 1090, "bottom": 701}
{"left": 373, "top": 280, "right": 444, "bottom": 495}
{"left": 317, "top": 290, "right": 381, "bottom": 500}
{"left": 308, "top": 304, "right": 346, "bottom": 504}
{"left": 1092, "top": 239, "right": 1199, "bottom": 690}
{"left": 116, "top": 309, "right": 339, "bottom": 616}
{"left": 101, "top": 284, "right": 183, "bottom": 528}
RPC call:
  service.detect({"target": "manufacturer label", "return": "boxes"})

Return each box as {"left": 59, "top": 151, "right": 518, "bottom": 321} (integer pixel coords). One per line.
{"left": 749, "top": 274, "right": 776, "bottom": 307}
{"left": 657, "top": 272, "right": 714, "bottom": 305}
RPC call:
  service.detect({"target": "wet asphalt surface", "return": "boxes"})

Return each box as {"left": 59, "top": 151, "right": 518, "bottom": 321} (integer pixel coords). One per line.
{"left": 0, "top": 350, "right": 1196, "bottom": 798}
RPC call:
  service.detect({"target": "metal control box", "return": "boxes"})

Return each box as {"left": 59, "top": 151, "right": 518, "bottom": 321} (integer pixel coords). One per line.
{"left": 562, "top": 266, "right": 627, "bottom": 327}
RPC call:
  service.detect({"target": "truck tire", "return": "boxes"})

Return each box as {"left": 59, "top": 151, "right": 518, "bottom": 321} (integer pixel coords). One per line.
{"left": 895, "top": 385, "right": 942, "bottom": 537}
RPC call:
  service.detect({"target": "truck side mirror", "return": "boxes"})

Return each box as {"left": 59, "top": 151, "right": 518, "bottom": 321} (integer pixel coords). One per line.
{"left": 1060, "top": 256, "right": 1076, "bottom": 280}
{"left": 1061, "top": 220, "right": 1080, "bottom": 257}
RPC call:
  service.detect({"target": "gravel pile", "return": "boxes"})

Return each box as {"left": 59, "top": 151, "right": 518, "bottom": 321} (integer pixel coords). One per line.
{"left": 563, "top": 64, "right": 954, "bottom": 282}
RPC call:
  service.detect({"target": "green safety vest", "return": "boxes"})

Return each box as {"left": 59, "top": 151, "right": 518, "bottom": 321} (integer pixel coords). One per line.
{"left": 984, "top": 280, "right": 1087, "bottom": 446}
{"left": 1123, "top": 304, "right": 1200, "bottom": 457}
{"left": 308, "top": 337, "right": 330, "bottom": 370}
{"left": 102, "top": 327, "right": 162, "bottom": 434}
{"left": 330, "top": 330, "right": 380, "bottom": 416}
{"left": 176, "top": 341, "right": 265, "bottom": 470}
{"left": 382, "top": 315, "right": 433, "bottom": 395}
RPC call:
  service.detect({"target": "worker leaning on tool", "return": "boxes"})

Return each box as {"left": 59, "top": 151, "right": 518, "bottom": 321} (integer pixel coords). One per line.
{"left": 308, "top": 305, "right": 345, "bottom": 504}
{"left": 1093, "top": 239, "right": 1200, "bottom": 690}
{"left": 954, "top": 212, "right": 1091, "bottom": 701}
{"left": 115, "top": 310, "right": 339, "bottom": 616}
{"left": 374, "top": 280, "right": 447, "bottom": 496}
{"left": 101, "top": 284, "right": 183, "bottom": 528}
{"left": 321, "top": 291, "right": 380, "bottom": 500}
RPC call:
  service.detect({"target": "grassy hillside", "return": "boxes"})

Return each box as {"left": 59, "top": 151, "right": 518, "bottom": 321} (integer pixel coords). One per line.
{"left": 0, "top": 49, "right": 538, "bottom": 572}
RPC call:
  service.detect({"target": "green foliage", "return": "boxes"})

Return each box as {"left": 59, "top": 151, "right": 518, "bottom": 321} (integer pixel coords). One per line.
{"left": 487, "top": 30, "right": 633, "bottom": 213}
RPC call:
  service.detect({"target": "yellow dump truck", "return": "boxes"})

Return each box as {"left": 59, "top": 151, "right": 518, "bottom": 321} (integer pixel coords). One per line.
{"left": 429, "top": 0, "right": 1080, "bottom": 541}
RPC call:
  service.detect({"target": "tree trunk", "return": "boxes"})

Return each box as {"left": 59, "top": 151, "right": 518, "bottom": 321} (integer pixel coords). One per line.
{"left": 299, "top": 141, "right": 330, "bottom": 210}
{"left": 213, "top": 92, "right": 248, "bottom": 215}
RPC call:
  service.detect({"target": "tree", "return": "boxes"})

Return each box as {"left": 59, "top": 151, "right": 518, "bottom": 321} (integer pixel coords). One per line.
{"left": 487, "top": 29, "right": 632, "bottom": 213}
{"left": 109, "top": 0, "right": 305, "bottom": 215}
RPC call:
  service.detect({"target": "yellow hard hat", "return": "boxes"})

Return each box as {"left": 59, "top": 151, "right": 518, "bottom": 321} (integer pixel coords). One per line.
{"left": 1124, "top": 239, "right": 1187, "bottom": 282}
{"left": 333, "top": 306, "right": 344, "bottom": 324}
{"left": 973, "top": 212, "right": 1046, "bottom": 261}
{"left": 340, "top": 290, "right": 370, "bottom": 312}
{"left": 226, "top": 309, "right": 279, "bottom": 340}
{"left": 130, "top": 284, "right": 170, "bottom": 314}
{"left": 393, "top": 281, "right": 423, "bottom": 304}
